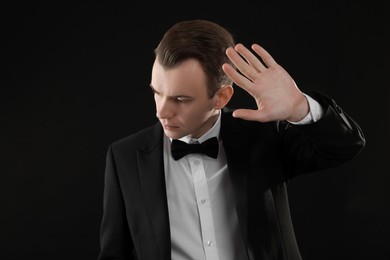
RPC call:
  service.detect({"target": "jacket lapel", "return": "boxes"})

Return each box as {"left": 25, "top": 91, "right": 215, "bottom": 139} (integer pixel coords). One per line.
{"left": 220, "top": 109, "right": 250, "bottom": 244}
{"left": 136, "top": 123, "right": 171, "bottom": 259}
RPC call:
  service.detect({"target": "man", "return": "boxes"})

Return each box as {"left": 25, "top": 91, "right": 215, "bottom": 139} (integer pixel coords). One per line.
{"left": 98, "top": 19, "right": 365, "bottom": 260}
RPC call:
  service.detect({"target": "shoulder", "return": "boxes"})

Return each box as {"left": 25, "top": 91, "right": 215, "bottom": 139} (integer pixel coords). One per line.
{"left": 221, "top": 107, "right": 278, "bottom": 132}
{"left": 110, "top": 122, "right": 162, "bottom": 153}
{"left": 220, "top": 108, "right": 280, "bottom": 149}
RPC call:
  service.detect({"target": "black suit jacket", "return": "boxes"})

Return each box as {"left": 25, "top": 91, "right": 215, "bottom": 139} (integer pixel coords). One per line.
{"left": 98, "top": 92, "right": 365, "bottom": 260}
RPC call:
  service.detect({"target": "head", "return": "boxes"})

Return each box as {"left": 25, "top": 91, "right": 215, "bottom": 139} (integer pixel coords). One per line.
{"left": 151, "top": 19, "right": 236, "bottom": 139}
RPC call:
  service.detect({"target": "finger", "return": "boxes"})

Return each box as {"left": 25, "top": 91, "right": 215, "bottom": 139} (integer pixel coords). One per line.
{"left": 225, "top": 47, "right": 258, "bottom": 81}
{"left": 235, "top": 43, "right": 268, "bottom": 72}
{"left": 222, "top": 63, "right": 254, "bottom": 94}
{"left": 251, "top": 44, "right": 277, "bottom": 68}
{"left": 232, "top": 108, "right": 268, "bottom": 122}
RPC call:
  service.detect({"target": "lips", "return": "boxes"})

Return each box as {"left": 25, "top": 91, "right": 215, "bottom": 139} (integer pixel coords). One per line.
{"left": 163, "top": 124, "right": 179, "bottom": 130}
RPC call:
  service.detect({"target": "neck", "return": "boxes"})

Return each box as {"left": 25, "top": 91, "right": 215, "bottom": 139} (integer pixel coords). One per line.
{"left": 189, "top": 109, "right": 220, "bottom": 139}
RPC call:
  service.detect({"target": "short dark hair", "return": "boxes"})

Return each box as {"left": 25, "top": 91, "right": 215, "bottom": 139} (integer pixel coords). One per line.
{"left": 154, "top": 19, "right": 236, "bottom": 98}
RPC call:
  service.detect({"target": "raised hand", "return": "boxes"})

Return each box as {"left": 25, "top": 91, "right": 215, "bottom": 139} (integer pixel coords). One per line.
{"left": 222, "top": 43, "right": 309, "bottom": 123}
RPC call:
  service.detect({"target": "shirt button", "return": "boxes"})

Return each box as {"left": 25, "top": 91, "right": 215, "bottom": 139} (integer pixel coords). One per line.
{"left": 201, "top": 199, "right": 206, "bottom": 204}
{"left": 207, "top": 240, "right": 213, "bottom": 246}
{"left": 194, "top": 160, "right": 199, "bottom": 165}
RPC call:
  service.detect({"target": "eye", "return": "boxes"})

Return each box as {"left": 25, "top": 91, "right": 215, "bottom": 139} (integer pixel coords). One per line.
{"left": 176, "top": 97, "right": 192, "bottom": 103}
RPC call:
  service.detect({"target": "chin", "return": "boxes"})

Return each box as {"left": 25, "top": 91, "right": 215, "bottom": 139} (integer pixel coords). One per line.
{"left": 163, "top": 130, "right": 185, "bottom": 140}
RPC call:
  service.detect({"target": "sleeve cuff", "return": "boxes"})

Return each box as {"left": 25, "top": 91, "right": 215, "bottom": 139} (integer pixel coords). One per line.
{"left": 288, "top": 93, "right": 324, "bottom": 125}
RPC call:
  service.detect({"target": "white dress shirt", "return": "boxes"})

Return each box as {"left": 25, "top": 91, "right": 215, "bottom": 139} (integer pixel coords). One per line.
{"left": 163, "top": 94, "right": 323, "bottom": 260}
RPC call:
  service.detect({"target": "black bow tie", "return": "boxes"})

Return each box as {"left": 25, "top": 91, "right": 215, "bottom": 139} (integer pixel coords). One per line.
{"left": 171, "top": 137, "right": 219, "bottom": 160}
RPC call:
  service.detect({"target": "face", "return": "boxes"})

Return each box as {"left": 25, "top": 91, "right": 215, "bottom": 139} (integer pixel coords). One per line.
{"left": 150, "top": 58, "right": 220, "bottom": 139}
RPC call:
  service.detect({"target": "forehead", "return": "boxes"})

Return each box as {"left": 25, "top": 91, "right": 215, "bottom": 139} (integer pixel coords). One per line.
{"left": 151, "top": 58, "right": 208, "bottom": 96}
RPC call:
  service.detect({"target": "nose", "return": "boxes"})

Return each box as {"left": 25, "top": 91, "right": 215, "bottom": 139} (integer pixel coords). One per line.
{"left": 156, "top": 98, "right": 175, "bottom": 119}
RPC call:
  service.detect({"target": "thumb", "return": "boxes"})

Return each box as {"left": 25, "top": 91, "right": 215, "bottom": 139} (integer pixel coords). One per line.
{"left": 232, "top": 109, "right": 267, "bottom": 122}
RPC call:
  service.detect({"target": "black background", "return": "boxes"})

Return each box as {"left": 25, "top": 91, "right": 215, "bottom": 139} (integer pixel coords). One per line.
{"left": 1, "top": 1, "right": 389, "bottom": 259}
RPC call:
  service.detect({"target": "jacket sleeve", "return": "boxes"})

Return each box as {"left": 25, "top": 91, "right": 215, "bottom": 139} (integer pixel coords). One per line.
{"left": 98, "top": 145, "right": 136, "bottom": 260}
{"left": 278, "top": 91, "right": 366, "bottom": 178}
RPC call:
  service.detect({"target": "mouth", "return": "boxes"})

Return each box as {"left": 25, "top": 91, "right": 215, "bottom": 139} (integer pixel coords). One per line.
{"left": 163, "top": 124, "right": 179, "bottom": 130}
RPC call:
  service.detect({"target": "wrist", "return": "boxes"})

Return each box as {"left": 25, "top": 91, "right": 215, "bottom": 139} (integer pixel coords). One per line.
{"left": 286, "top": 94, "right": 310, "bottom": 123}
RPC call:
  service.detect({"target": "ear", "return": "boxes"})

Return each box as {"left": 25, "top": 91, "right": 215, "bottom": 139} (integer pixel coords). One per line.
{"left": 212, "top": 85, "right": 234, "bottom": 109}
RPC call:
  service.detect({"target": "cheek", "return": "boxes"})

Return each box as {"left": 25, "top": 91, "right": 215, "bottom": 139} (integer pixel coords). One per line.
{"left": 182, "top": 104, "right": 212, "bottom": 123}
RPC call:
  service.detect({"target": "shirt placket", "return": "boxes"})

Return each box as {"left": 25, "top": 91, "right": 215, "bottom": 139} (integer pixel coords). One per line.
{"left": 188, "top": 151, "right": 220, "bottom": 260}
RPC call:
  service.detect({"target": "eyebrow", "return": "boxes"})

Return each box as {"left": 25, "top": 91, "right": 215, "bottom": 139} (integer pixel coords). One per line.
{"left": 149, "top": 84, "right": 195, "bottom": 100}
